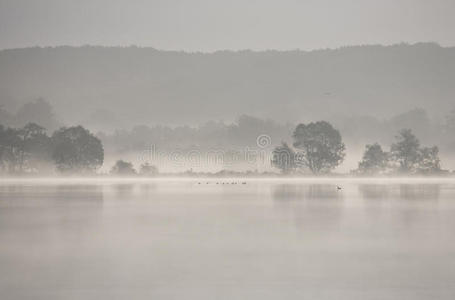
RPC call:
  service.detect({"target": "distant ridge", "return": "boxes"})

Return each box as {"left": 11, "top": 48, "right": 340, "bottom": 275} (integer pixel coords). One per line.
{"left": 1, "top": 41, "right": 451, "bottom": 54}
{"left": 1, "top": 43, "right": 454, "bottom": 127}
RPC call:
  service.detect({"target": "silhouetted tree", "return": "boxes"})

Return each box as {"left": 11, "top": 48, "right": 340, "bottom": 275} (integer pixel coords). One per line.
{"left": 0, "top": 125, "right": 22, "bottom": 173}
{"left": 9, "top": 123, "right": 48, "bottom": 172}
{"left": 21, "top": 123, "right": 53, "bottom": 173}
{"left": 52, "top": 126, "right": 104, "bottom": 173}
{"left": 139, "top": 162, "right": 158, "bottom": 176}
{"left": 0, "top": 124, "right": 8, "bottom": 172}
{"left": 417, "top": 146, "right": 441, "bottom": 174}
{"left": 271, "top": 142, "right": 297, "bottom": 174}
{"left": 390, "top": 129, "right": 444, "bottom": 175}
{"left": 292, "top": 121, "right": 345, "bottom": 174}
{"left": 110, "top": 160, "right": 136, "bottom": 176}
{"left": 0, "top": 123, "right": 53, "bottom": 173}
{"left": 390, "top": 129, "right": 421, "bottom": 173}
{"left": 357, "top": 143, "right": 389, "bottom": 175}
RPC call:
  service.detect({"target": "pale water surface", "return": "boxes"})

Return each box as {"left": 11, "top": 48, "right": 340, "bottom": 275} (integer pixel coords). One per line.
{"left": 1, "top": 178, "right": 455, "bottom": 300}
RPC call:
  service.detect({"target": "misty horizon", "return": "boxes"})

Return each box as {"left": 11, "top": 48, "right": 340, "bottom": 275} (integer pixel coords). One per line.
{"left": 1, "top": 41, "right": 453, "bottom": 53}
{"left": 1, "top": 0, "right": 455, "bottom": 51}
{"left": 2, "top": 42, "right": 454, "bottom": 124}
{"left": 2, "top": 1, "right": 455, "bottom": 300}
{"left": 2, "top": 41, "right": 455, "bottom": 174}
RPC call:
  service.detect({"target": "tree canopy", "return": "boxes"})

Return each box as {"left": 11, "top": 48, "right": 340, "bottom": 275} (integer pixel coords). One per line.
{"left": 110, "top": 160, "right": 136, "bottom": 176}
{"left": 271, "top": 142, "right": 297, "bottom": 174}
{"left": 139, "top": 163, "right": 158, "bottom": 176}
{"left": 356, "top": 129, "right": 443, "bottom": 175}
{"left": 357, "top": 143, "right": 389, "bottom": 175}
{"left": 292, "top": 121, "right": 345, "bottom": 174}
{"left": 52, "top": 126, "right": 104, "bottom": 173}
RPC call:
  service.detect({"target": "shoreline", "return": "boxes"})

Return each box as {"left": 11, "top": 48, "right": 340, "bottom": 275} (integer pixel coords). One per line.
{"left": 1, "top": 176, "right": 455, "bottom": 183}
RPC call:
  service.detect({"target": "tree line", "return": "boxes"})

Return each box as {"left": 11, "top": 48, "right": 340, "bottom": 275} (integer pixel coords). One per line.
{"left": 0, "top": 120, "right": 447, "bottom": 176}
{"left": 0, "top": 123, "right": 162, "bottom": 176}
{"left": 3, "top": 99, "right": 455, "bottom": 156}
{"left": 272, "top": 121, "right": 444, "bottom": 175}
{"left": 0, "top": 123, "right": 103, "bottom": 174}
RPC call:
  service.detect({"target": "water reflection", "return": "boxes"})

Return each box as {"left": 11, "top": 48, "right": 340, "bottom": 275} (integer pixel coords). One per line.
{"left": 108, "top": 183, "right": 158, "bottom": 200}
{"left": 272, "top": 184, "right": 344, "bottom": 233}
{"left": 272, "top": 184, "right": 342, "bottom": 201}
{"left": 112, "top": 183, "right": 136, "bottom": 198}
{"left": 0, "top": 184, "right": 104, "bottom": 205}
{"left": 358, "top": 184, "right": 441, "bottom": 201}
{"left": 358, "top": 184, "right": 390, "bottom": 200}
{"left": 0, "top": 184, "right": 104, "bottom": 249}
{"left": 0, "top": 180, "right": 454, "bottom": 299}
{"left": 138, "top": 182, "right": 157, "bottom": 195}
{"left": 358, "top": 183, "right": 441, "bottom": 231}
{"left": 399, "top": 184, "right": 441, "bottom": 201}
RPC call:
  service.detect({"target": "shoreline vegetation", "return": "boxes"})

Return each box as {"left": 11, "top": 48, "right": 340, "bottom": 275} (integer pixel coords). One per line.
{"left": 1, "top": 174, "right": 454, "bottom": 179}
{"left": 1, "top": 120, "right": 453, "bottom": 178}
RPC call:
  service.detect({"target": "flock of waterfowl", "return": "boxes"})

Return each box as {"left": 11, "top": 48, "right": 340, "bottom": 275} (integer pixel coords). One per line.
{"left": 197, "top": 182, "right": 342, "bottom": 190}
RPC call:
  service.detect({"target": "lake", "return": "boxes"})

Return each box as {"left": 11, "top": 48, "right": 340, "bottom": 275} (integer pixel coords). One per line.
{"left": 1, "top": 178, "right": 454, "bottom": 299}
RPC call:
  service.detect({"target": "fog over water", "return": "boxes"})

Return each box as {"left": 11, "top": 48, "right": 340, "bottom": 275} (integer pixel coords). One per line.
{"left": 1, "top": 1, "right": 455, "bottom": 299}
{"left": 1, "top": 178, "right": 454, "bottom": 299}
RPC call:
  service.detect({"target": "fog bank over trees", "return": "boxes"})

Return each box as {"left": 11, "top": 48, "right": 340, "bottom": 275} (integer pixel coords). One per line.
{"left": 1, "top": 99, "right": 455, "bottom": 172}
{"left": 0, "top": 123, "right": 103, "bottom": 175}
{"left": 0, "top": 119, "right": 449, "bottom": 176}
{"left": 1, "top": 43, "right": 454, "bottom": 128}
{"left": 1, "top": 43, "right": 455, "bottom": 173}
{"left": 96, "top": 109, "right": 455, "bottom": 172}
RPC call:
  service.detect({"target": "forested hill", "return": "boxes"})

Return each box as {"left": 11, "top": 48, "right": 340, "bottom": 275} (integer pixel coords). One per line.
{"left": 1, "top": 43, "right": 454, "bottom": 127}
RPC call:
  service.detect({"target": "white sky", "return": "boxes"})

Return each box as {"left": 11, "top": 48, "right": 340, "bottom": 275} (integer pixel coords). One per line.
{"left": 1, "top": 0, "right": 454, "bottom": 51}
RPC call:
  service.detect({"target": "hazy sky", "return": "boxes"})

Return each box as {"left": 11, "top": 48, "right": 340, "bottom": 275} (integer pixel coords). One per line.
{"left": 1, "top": 0, "right": 454, "bottom": 51}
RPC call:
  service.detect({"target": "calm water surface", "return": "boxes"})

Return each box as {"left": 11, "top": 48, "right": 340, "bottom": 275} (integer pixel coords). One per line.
{"left": 1, "top": 178, "right": 455, "bottom": 299}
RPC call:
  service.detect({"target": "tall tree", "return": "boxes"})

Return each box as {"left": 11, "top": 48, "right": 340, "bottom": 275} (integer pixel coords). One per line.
{"left": 292, "top": 121, "right": 345, "bottom": 174}
{"left": 417, "top": 146, "right": 441, "bottom": 174}
{"left": 0, "top": 126, "right": 22, "bottom": 173}
{"left": 52, "top": 126, "right": 104, "bottom": 173}
{"left": 0, "top": 123, "right": 53, "bottom": 173}
{"left": 357, "top": 143, "right": 389, "bottom": 175}
{"left": 390, "top": 129, "right": 421, "bottom": 173}
{"left": 21, "top": 123, "right": 53, "bottom": 173}
{"left": 271, "top": 142, "right": 297, "bottom": 174}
